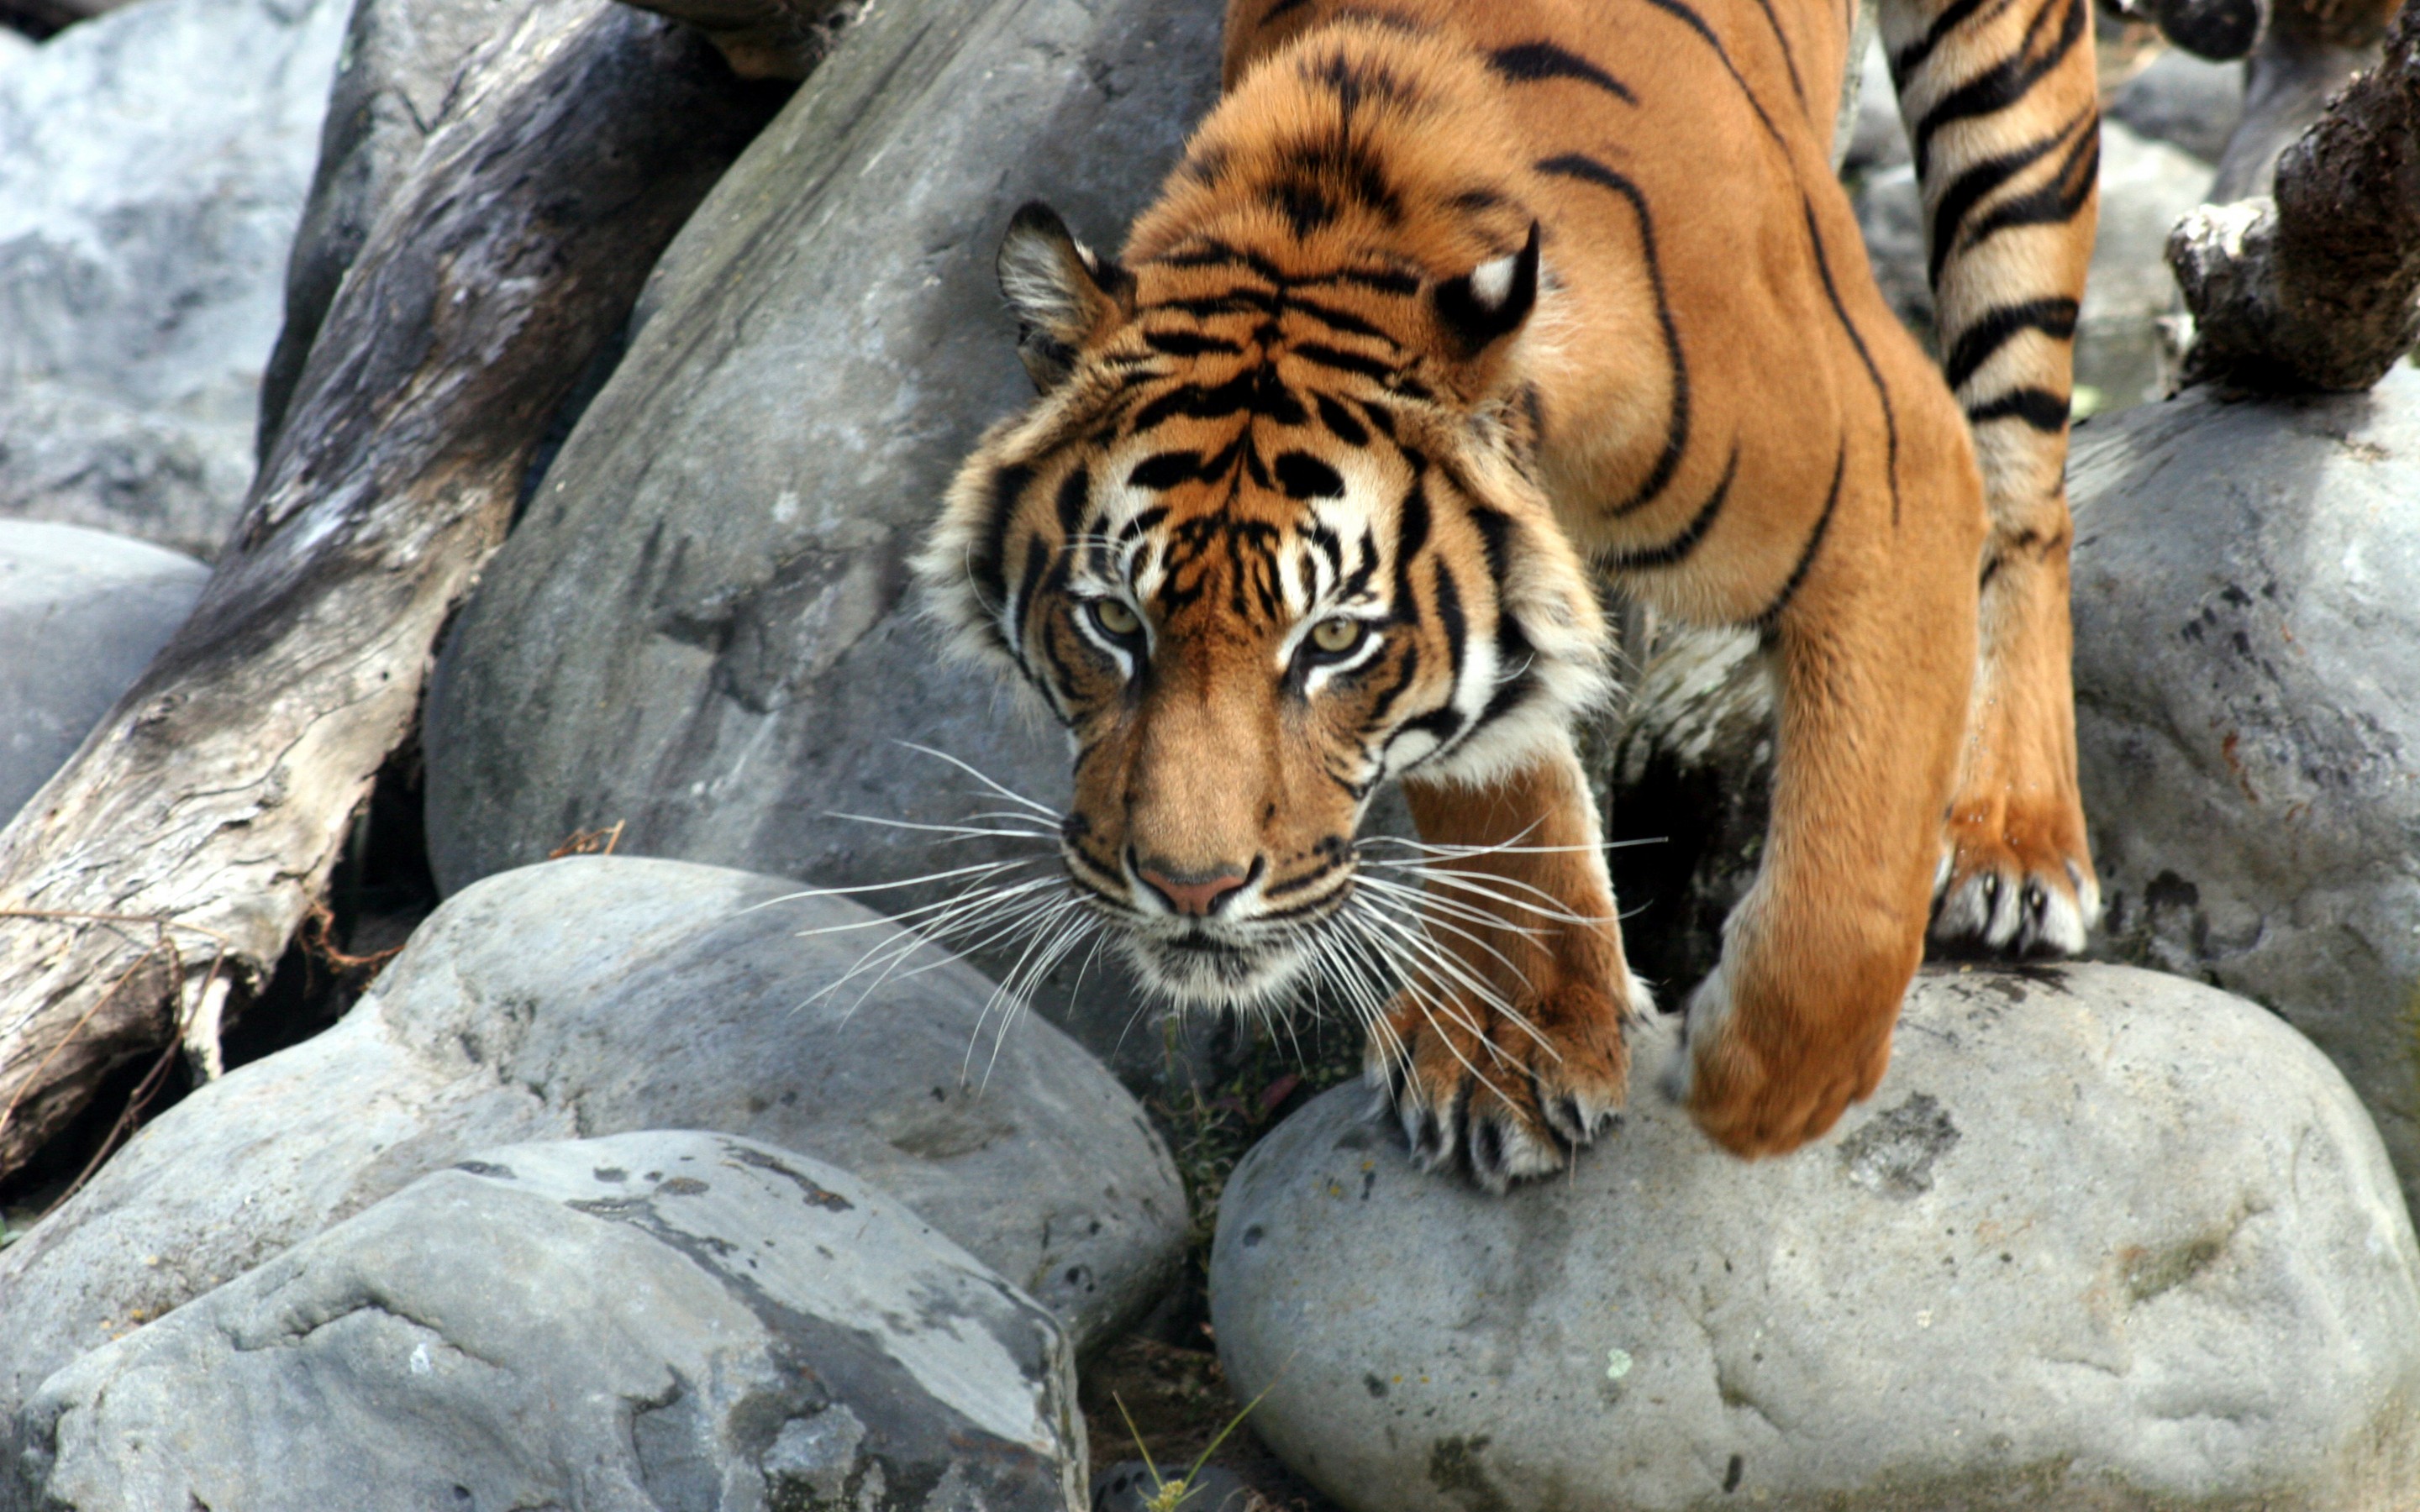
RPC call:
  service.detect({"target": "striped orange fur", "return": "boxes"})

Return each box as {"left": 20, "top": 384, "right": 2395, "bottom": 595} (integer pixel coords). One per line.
{"left": 919, "top": 0, "right": 2098, "bottom": 1184}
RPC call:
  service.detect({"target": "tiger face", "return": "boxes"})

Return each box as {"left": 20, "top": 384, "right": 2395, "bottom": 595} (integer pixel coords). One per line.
{"left": 917, "top": 202, "right": 1607, "bottom": 1010}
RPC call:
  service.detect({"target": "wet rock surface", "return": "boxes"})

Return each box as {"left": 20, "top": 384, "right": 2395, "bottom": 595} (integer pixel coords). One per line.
{"left": 8, "top": 1131, "right": 1087, "bottom": 1512}
{"left": 0, "top": 0, "right": 345, "bottom": 557}
{"left": 0, "top": 855, "right": 1184, "bottom": 1420}
{"left": 0, "top": 521, "right": 203, "bottom": 824}
{"left": 1212, "top": 964, "right": 2420, "bottom": 1511}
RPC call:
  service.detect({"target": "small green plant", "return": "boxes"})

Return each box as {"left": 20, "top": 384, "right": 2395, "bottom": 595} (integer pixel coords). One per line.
{"left": 1112, "top": 1378, "right": 1276, "bottom": 1512}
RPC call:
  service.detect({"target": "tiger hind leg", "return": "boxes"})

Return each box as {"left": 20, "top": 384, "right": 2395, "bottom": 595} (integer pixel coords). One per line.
{"left": 1881, "top": 0, "right": 2103, "bottom": 956}
{"left": 1366, "top": 731, "right": 1650, "bottom": 1192}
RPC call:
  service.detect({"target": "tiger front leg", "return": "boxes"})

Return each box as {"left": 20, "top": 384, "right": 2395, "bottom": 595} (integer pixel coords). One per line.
{"left": 1934, "top": 525, "right": 2100, "bottom": 955}
{"left": 1673, "top": 455, "right": 1981, "bottom": 1158}
{"left": 1365, "top": 732, "right": 1651, "bottom": 1191}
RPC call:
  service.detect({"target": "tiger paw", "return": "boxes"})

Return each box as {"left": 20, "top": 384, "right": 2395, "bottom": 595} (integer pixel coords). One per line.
{"left": 1364, "top": 983, "right": 1634, "bottom": 1193}
{"left": 1664, "top": 959, "right": 1894, "bottom": 1158}
{"left": 1930, "top": 784, "right": 2100, "bottom": 959}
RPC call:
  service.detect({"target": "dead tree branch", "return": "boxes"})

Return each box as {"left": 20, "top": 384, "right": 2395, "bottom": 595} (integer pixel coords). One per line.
{"left": 613, "top": 0, "right": 855, "bottom": 77}
{"left": 2170, "top": 0, "right": 2420, "bottom": 391}
{"left": 0, "top": 0, "right": 782, "bottom": 1180}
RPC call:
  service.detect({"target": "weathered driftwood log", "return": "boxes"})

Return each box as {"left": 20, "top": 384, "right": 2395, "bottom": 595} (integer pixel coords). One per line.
{"left": 0, "top": 0, "right": 781, "bottom": 1181}
{"left": 613, "top": 0, "right": 851, "bottom": 77}
{"left": 2212, "top": 0, "right": 2407, "bottom": 199}
{"left": 2170, "top": 0, "right": 2420, "bottom": 391}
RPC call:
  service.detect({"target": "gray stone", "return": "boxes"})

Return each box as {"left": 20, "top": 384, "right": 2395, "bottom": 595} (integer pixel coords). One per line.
{"left": 0, "top": 0, "right": 346, "bottom": 558}
{"left": 1849, "top": 159, "right": 1933, "bottom": 351}
{"left": 0, "top": 521, "right": 204, "bottom": 824}
{"left": 419, "top": 0, "right": 1223, "bottom": 1068}
{"left": 1852, "top": 120, "right": 2211, "bottom": 413}
{"left": 1212, "top": 965, "right": 2420, "bottom": 1511}
{"left": 2070, "top": 362, "right": 2420, "bottom": 1225}
{"left": 9, "top": 1131, "right": 1087, "bottom": 1512}
{"left": 1838, "top": 32, "right": 1908, "bottom": 176}
{"left": 2110, "top": 46, "right": 2245, "bottom": 165}
{"left": 0, "top": 855, "right": 1185, "bottom": 1419}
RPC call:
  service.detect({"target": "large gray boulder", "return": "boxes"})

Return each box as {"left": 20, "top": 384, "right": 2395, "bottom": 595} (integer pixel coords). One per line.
{"left": 420, "top": 0, "right": 1222, "bottom": 1066}
{"left": 0, "top": 521, "right": 203, "bottom": 825}
{"left": 1212, "top": 965, "right": 2420, "bottom": 1511}
{"left": 10, "top": 1131, "right": 1087, "bottom": 1512}
{"left": 0, "top": 0, "right": 346, "bottom": 557}
{"left": 0, "top": 855, "right": 1185, "bottom": 1419}
{"left": 2071, "top": 363, "right": 2420, "bottom": 1226}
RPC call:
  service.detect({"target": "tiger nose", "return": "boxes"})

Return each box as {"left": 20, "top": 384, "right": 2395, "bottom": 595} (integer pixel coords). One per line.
{"left": 1134, "top": 858, "right": 1256, "bottom": 917}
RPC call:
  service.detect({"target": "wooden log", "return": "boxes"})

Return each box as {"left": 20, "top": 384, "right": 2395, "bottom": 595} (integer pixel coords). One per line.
{"left": 2209, "top": 0, "right": 2406, "bottom": 200}
{"left": 0, "top": 0, "right": 783, "bottom": 1181}
{"left": 613, "top": 0, "right": 853, "bottom": 78}
{"left": 2170, "top": 0, "right": 2420, "bottom": 391}
{"left": 0, "top": 0, "right": 134, "bottom": 42}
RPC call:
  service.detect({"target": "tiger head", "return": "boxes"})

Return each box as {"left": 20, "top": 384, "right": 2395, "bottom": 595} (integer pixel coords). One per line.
{"left": 916, "top": 32, "right": 1609, "bottom": 1010}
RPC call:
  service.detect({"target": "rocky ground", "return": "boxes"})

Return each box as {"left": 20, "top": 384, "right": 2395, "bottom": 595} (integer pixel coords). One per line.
{"left": 3, "top": 0, "right": 2417, "bottom": 1509}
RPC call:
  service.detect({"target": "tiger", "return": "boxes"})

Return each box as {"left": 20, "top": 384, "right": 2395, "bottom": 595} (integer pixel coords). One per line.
{"left": 916, "top": 0, "right": 2101, "bottom": 1188}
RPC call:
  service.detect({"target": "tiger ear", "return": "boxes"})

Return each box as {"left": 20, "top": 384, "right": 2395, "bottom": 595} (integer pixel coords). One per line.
{"left": 998, "top": 201, "right": 1135, "bottom": 392}
{"left": 1431, "top": 222, "right": 1541, "bottom": 366}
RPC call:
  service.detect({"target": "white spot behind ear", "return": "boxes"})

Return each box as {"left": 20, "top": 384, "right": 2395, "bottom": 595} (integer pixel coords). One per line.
{"left": 1000, "top": 230, "right": 1085, "bottom": 330}
{"left": 1469, "top": 251, "right": 1518, "bottom": 309}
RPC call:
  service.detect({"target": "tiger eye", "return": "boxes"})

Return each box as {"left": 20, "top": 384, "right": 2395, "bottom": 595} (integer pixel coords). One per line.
{"left": 1092, "top": 599, "right": 1142, "bottom": 637}
{"left": 1310, "top": 617, "right": 1362, "bottom": 654}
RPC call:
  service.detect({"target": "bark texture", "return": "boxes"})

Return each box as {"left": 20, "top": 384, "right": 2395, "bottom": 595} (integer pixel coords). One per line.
{"left": 0, "top": 0, "right": 134, "bottom": 41}
{"left": 0, "top": 0, "right": 781, "bottom": 1181}
{"left": 613, "top": 0, "right": 854, "bottom": 77}
{"left": 2172, "top": 0, "right": 2420, "bottom": 391}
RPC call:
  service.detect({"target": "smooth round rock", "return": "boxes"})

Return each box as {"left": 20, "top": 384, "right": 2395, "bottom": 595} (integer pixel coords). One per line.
{"left": 11, "top": 1132, "right": 1086, "bottom": 1512}
{"left": 1212, "top": 964, "right": 2420, "bottom": 1511}
{"left": 0, "top": 521, "right": 205, "bottom": 824}
{"left": 0, "top": 856, "right": 1185, "bottom": 1420}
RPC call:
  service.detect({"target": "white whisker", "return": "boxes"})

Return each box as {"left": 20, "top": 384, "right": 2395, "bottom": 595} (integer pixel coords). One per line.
{"left": 823, "top": 811, "right": 1060, "bottom": 843}
{"left": 892, "top": 741, "right": 1058, "bottom": 815}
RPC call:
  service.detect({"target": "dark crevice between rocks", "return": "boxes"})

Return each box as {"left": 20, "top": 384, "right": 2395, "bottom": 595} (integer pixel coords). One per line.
{"left": 0, "top": 1047, "right": 192, "bottom": 1249}
{"left": 224, "top": 740, "right": 441, "bottom": 1073}
{"left": 1606, "top": 742, "right": 1770, "bottom": 998}
{"left": 0, "top": 744, "right": 439, "bottom": 1249}
{"left": 514, "top": 321, "right": 634, "bottom": 529}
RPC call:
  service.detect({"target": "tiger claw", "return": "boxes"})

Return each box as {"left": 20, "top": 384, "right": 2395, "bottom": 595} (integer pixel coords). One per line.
{"left": 1363, "top": 984, "right": 1631, "bottom": 1192}
{"left": 1931, "top": 809, "right": 2099, "bottom": 959}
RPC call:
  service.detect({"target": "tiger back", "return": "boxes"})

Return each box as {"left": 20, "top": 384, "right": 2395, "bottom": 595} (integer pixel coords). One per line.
{"left": 919, "top": 0, "right": 2098, "bottom": 1185}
